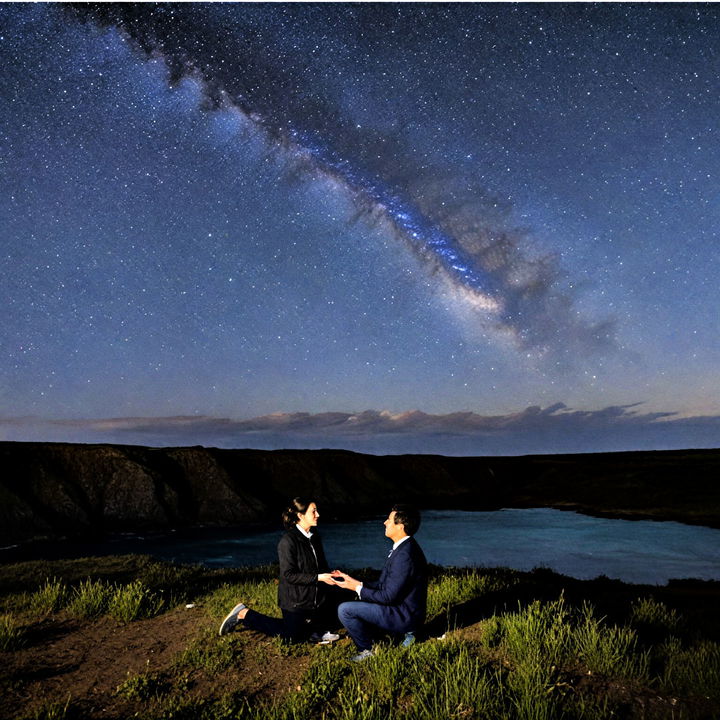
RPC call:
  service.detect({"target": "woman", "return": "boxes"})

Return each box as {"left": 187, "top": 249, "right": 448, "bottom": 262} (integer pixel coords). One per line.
{"left": 218, "top": 497, "right": 342, "bottom": 643}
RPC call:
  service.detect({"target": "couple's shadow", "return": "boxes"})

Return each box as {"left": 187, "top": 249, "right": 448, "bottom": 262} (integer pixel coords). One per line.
{"left": 423, "top": 589, "right": 519, "bottom": 640}
{"left": 421, "top": 569, "right": 589, "bottom": 642}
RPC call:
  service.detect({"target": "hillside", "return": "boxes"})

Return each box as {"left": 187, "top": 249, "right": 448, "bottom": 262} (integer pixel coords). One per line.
{"left": 1, "top": 442, "right": 719, "bottom": 544}
{"left": 1, "top": 556, "right": 719, "bottom": 720}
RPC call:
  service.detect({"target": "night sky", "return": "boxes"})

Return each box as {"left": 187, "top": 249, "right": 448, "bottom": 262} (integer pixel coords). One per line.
{"left": 2, "top": 3, "right": 719, "bottom": 455}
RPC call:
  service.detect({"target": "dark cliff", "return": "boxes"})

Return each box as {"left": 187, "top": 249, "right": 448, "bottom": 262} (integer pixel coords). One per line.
{"left": 1, "top": 442, "right": 718, "bottom": 543}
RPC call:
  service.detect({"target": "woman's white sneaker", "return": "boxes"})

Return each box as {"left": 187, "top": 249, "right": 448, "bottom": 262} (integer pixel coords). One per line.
{"left": 219, "top": 603, "right": 246, "bottom": 635}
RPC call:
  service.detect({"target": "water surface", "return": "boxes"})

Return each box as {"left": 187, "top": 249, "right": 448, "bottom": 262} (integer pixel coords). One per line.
{"left": 412, "top": 509, "right": 720, "bottom": 585}
{"left": 19, "top": 508, "right": 714, "bottom": 586}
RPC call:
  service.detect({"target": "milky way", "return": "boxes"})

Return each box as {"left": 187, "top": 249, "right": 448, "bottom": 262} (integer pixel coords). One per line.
{"left": 66, "top": 2, "right": 617, "bottom": 362}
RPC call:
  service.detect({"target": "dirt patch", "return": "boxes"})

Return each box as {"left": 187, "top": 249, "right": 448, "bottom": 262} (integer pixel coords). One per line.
{"left": 3, "top": 606, "right": 197, "bottom": 717}
{"left": 176, "top": 628, "right": 315, "bottom": 709}
{"left": 2, "top": 606, "right": 328, "bottom": 719}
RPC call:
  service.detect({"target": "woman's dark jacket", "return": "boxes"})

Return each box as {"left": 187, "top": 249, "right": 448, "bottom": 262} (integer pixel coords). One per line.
{"left": 277, "top": 526, "right": 330, "bottom": 612}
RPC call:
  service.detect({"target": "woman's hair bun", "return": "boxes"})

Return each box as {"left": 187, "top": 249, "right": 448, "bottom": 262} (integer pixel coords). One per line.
{"left": 281, "top": 496, "right": 315, "bottom": 530}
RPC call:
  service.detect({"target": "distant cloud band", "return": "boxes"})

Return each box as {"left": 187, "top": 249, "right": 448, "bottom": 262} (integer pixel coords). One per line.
{"left": 2, "top": 404, "right": 718, "bottom": 456}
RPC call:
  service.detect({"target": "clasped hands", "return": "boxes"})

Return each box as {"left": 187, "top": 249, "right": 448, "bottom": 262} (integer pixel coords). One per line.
{"left": 318, "top": 571, "right": 361, "bottom": 593}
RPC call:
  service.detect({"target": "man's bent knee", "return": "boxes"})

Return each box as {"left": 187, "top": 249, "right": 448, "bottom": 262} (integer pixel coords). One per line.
{"left": 338, "top": 601, "right": 358, "bottom": 623}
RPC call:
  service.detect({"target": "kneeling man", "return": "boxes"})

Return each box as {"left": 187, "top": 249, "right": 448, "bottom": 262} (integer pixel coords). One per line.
{"left": 333, "top": 504, "right": 427, "bottom": 661}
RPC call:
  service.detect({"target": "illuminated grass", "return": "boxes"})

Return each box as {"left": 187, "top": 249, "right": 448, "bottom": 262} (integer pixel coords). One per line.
{"left": 66, "top": 579, "right": 112, "bottom": 619}
{"left": 661, "top": 637, "right": 720, "bottom": 699}
{"left": 0, "top": 612, "right": 24, "bottom": 650}
{"left": 28, "top": 579, "right": 68, "bottom": 616}
{"left": 108, "top": 580, "right": 165, "bottom": 623}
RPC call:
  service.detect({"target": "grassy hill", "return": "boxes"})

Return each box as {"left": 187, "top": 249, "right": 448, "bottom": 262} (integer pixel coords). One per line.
{"left": 2, "top": 555, "right": 719, "bottom": 720}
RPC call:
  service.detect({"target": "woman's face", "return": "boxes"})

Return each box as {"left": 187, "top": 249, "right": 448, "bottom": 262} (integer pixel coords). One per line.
{"left": 297, "top": 502, "right": 320, "bottom": 530}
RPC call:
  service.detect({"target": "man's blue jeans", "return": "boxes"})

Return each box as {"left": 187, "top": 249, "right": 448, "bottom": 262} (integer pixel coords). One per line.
{"left": 338, "top": 600, "right": 398, "bottom": 651}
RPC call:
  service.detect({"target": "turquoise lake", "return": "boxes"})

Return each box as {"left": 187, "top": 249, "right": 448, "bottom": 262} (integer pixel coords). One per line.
{"left": 93, "top": 507, "right": 720, "bottom": 586}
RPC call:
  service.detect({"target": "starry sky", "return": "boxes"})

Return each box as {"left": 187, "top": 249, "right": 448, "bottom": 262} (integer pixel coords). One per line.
{"left": 1, "top": 2, "right": 719, "bottom": 455}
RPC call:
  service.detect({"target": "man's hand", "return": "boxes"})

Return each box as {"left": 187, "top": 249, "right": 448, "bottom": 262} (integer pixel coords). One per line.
{"left": 331, "top": 572, "right": 362, "bottom": 593}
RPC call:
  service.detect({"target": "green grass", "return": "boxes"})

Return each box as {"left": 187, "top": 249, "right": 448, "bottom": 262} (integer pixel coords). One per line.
{"left": 66, "top": 579, "right": 113, "bottom": 619}
{"left": 205, "top": 578, "right": 280, "bottom": 620}
{"left": 17, "top": 696, "right": 74, "bottom": 720}
{"left": 286, "top": 652, "right": 353, "bottom": 717}
{"left": 0, "top": 554, "right": 254, "bottom": 612}
{"left": 3, "top": 556, "right": 720, "bottom": 719}
{"left": 389, "top": 640, "right": 503, "bottom": 719}
{"left": 5, "top": 571, "right": 171, "bottom": 625}
{"left": 229, "top": 634, "right": 619, "bottom": 720}
{"left": 107, "top": 579, "right": 165, "bottom": 623}
{"left": 167, "top": 567, "right": 718, "bottom": 716}
{"left": 574, "top": 602, "right": 649, "bottom": 680}
{"left": 660, "top": 637, "right": 720, "bottom": 698}
{"left": 487, "top": 598, "right": 572, "bottom": 720}
{"left": 629, "top": 595, "right": 684, "bottom": 655}
{"left": 0, "top": 612, "right": 24, "bottom": 650}
{"left": 426, "top": 568, "right": 517, "bottom": 621}
{"left": 178, "top": 625, "right": 246, "bottom": 673}
{"left": 630, "top": 596, "right": 681, "bottom": 631}
{"left": 116, "top": 667, "right": 166, "bottom": 702}
{"left": 28, "top": 579, "right": 67, "bottom": 616}
{"left": 480, "top": 596, "right": 650, "bottom": 684}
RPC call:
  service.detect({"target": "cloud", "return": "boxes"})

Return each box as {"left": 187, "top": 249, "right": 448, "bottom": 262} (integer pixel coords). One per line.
{"left": 2, "top": 404, "right": 718, "bottom": 456}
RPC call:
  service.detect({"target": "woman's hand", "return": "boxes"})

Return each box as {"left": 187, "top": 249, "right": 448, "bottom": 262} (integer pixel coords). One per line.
{"left": 318, "top": 573, "right": 339, "bottom": 585}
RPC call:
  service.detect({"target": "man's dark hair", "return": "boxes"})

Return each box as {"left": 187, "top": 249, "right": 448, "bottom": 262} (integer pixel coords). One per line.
{"left": 392, "top": 504, "right": 421, "bottom": 536}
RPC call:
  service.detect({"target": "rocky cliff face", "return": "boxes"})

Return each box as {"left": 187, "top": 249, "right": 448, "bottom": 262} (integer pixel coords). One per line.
{"left": 1, "top": 442, "right": 718, "bottom": 543}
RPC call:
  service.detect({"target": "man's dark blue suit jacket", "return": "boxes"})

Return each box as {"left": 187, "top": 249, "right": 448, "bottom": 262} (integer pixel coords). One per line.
{"left": 360, "top": 536, "right": 428, "bottom": 633}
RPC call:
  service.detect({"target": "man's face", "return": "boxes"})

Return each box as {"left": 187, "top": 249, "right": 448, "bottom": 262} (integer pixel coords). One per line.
{"left": 384, "top": 510, "right": 405, "bottom": 541}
